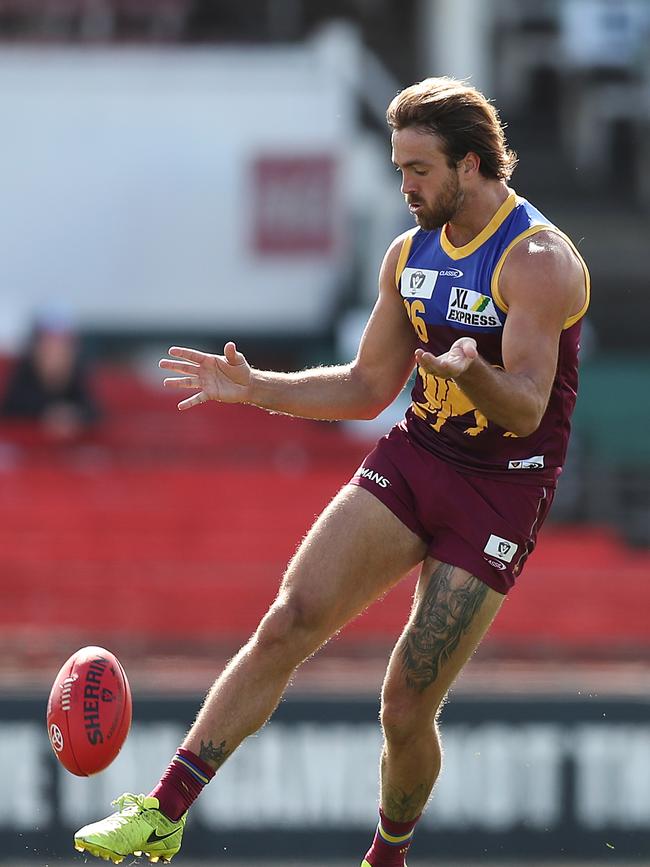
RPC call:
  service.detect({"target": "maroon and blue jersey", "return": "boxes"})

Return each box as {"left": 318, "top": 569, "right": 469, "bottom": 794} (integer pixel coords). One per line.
{"left": 395, "top": 191, "right": 590, "bottom": 486}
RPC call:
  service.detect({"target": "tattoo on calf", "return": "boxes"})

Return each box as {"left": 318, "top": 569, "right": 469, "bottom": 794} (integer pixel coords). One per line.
{"left": 199, "top": 738, "right": 231, "bottom": 769}
{"left": 383, "top": 782, "right": 429, "bottom": 822}
{"left": 401, "top": 563, "right": 488, "bottom": 692}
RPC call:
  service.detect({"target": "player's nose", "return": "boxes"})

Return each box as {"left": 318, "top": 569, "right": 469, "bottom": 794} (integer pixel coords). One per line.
{"left": 400, "top": 175, "right": 417, "bottom": 196}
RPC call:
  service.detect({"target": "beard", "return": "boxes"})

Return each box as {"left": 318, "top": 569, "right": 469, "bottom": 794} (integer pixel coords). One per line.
{"left": 408, "top": 171, "right": 464, "bottom": 231}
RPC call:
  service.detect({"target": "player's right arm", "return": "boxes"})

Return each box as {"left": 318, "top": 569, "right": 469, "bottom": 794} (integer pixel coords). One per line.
{"left": 159, "top": 234, "right": 417, "bottom": 421}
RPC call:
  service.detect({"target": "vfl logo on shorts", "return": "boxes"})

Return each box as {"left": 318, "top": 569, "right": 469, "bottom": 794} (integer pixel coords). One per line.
{"left": 357, "top": 467, "right": 391, "bottom": 488}
{"left": 508, "top": 455, "right": 545, "bottom": 470}
{"left": 483, "top": 534, "right": 518, "bottom": 563}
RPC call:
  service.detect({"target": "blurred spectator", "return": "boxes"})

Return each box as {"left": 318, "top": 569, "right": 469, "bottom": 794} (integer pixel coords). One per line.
{"left": 0, "top": 308, "right": 100, "bottom": 440}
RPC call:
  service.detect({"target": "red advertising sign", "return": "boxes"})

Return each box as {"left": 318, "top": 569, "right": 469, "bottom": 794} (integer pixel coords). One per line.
{"left": 252, "top": 155, "right": 336, "bottom": 254}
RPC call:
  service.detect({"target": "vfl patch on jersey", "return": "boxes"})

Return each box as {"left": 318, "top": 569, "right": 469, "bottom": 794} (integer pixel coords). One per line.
{"left": 447, "top": 286, "right": 500, "bottom": 327}
{"left": 508, "top": 455, "right": 545, "bottom": 470}
{"left": 401, "top": 267, "right": 438, "bottom": 299}
{"left": 484, "top": 534, "right": 518, "bottom": 563}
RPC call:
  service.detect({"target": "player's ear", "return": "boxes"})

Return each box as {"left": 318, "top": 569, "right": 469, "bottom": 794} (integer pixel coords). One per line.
{"left": 459, "top": 152, "right": 480, "bottom": 177}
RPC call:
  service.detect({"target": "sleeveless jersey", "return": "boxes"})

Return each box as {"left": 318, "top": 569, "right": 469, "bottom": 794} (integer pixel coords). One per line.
{"left": 396, "top": 190, "right": 590, "bottom": 486}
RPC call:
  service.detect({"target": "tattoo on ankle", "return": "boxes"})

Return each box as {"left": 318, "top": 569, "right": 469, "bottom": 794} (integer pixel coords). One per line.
{"left": 199, "top": 738, "right": 230, "bottom": 769}
{"left": 401, "top": 563, "right": 488, "bottom": 692}
{"left": 383, "top": 782, "right": 428, "bottom": 822}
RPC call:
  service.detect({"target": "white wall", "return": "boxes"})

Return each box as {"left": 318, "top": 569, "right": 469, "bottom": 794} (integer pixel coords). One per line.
{"left": 0, "top": 41, "right": 360, "bottom": 347}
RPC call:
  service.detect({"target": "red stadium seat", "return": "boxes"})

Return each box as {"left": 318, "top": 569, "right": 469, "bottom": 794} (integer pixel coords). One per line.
{"left": 1, "top": 362, "right": 649, "bottom": 661}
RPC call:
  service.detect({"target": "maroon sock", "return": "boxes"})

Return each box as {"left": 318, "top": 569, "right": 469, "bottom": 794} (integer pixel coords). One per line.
{"left": 363, "top": 808, "right": 420, "bottom": 867}
{"left": 149, "top": 748, "right": 215, "bottom": 821}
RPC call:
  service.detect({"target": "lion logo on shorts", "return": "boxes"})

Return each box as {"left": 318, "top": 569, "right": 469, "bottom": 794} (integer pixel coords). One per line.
{"left": 412, "top": 368, "right": 488, "bottom": 436}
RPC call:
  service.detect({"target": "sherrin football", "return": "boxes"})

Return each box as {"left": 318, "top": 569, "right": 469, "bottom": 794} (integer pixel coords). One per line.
{"left": 46, "top": 645, "right": 132, "bottom": 776}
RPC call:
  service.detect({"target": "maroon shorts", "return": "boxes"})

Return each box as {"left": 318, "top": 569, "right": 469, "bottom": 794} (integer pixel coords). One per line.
{"left": 348, "top": 424, "right": 554, "bottom": 594}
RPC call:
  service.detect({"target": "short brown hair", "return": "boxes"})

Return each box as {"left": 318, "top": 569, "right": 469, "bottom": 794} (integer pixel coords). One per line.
{"left": 387, "top": 77, "right": 518, "bottom": 181}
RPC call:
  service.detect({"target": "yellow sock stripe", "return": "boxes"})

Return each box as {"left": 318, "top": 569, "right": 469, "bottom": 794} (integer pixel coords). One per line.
{"left": 378, "top": 823, "right": 415, "bottom": 845}
{"left": 174, "top": 754, "right": 210, "bottom": 785}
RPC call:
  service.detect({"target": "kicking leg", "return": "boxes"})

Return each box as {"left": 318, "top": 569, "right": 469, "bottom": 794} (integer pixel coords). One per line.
{"left": 182, "top": 484, "right": 427, "bottom": 765}
{"left": 75, "top": 485, "right": 427, "bottom": 863}
{"left": 363, "top": 559, "right": 503, "bottom": 866}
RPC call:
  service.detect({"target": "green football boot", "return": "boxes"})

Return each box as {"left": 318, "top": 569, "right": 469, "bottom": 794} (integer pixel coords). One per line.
{"left": 74, "top": 793, "right": 186, "bottom": 864}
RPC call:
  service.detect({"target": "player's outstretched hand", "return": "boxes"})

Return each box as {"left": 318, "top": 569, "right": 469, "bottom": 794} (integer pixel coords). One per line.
{"left": 415, "top": 336, "right": 478, "bottom": 380}
{"left": 159, "top": 342, "right": 251, "bottom": 410}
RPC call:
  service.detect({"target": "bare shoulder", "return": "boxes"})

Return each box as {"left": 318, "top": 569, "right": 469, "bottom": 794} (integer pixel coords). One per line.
{"left": 387, "top": 227, "right": 418, "bottom": 255}
{"left": 500, "top": 229, "right": 587, "bottom": 318}
{"left": 379, "top": 228, "right": 418, "bottom": 292}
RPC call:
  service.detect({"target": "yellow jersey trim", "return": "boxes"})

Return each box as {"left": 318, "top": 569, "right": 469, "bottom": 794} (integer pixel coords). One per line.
{"left": 562, "top": 232, "right": 591, "bottom": 328}
{"left": 394, "top": 230, "right": 417, "bottom": 289}
{"left": 440, "top": 191, "right": 517, "bottom": 260}
{"left": 490, "top": 225, "right": 591, "bottom": 329}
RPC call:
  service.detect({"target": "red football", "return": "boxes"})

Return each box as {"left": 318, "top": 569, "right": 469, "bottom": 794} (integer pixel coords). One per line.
{"left": 46, "top": 645, "right": 132, "bottom": 776}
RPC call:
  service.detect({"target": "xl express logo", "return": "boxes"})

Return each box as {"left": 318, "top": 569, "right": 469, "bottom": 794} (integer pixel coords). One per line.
{"left": 447, "top": 287, "right": 500, "bottom": 328}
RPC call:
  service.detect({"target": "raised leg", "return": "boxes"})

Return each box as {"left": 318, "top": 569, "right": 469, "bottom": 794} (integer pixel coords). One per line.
{"left": 183, "top": 484, "right": 428, "bottom": 768}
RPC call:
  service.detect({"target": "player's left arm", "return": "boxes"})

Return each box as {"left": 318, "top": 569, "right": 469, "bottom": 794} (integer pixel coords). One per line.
{"left": 416, "top": 231, "right": 587, "bottom": 437}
